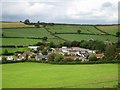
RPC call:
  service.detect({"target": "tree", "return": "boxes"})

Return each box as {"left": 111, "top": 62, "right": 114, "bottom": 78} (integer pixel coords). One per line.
{"left": 88, "top": 53, "right": 97, "bottom": 61}
{"left": 2, "top": 57, "right": 7, "bottom": 64}
{"left": 64, "top": 53, "right": 70, "bottom": 56}
{"left": 48, "top": 53, "right": 56, "bottom": 62}
{"left": 37, "top": 21, "right": 40, "bottom": 24}
{"left": 4, "top": 49, "right": 9, "bottom": 55}
{"left": 2, "top": 33, "right": 4, "bottom": 37}
{"left": 116, "top": 32, "right": 120, "bottom": 37}
{"left": 46, "top": 46, "right": 52, "bottom": 52}
{"left": 94, "top": 40, "right": 105, "bottom": 52}
{"left": 35, "top": 42, "right": 44, "bottom": 46}
{"left": 77, "top": 30, "right": 81, "bottom": 34}
{"left": 42, "top": 37, "right": 48, "bottom": 41}
{"left": 71, "top": 41, "right": 80, "bottom": 47}
{"left": 62, "top": 41, "right": 71, "bottom": 47}
{"left": 54, "top": 54, "right": 64, "bottom": 62}
{"left": 42, "top": 49, "right": 48, "bottom": 55}
{"left": 37, "top": 45, "right": 44, "bottom": 51}
{"left": 24, "top": 19, "right": 30, "bottom": 24}
{"left": 116, "top": 39, "right": 120, "bottom": 48}
{"left": 48, "top": 42, "right": 56, "bottom": 48}
{"left": 105, "top": 45, "right": 116, "bottom": 60}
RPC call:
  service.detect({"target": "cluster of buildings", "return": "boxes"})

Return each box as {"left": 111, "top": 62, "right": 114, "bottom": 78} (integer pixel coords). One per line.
{"left": 1, "top": 46, "right": 104, "bottom": 62}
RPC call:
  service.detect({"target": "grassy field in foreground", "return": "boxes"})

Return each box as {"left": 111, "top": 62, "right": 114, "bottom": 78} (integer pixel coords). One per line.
{"left": 2, "top": 63, "right": 118, "bottom": 88}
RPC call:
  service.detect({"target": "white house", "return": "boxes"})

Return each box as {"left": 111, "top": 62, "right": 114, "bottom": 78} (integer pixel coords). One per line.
{"left": 28, "top": 46, "right": 39, "bottom": 51}
{"left": 0, "top": 56, "right": 2, "bottom": 61}
{"left": 7, "top": 56, "right": 13, "bottom": 61}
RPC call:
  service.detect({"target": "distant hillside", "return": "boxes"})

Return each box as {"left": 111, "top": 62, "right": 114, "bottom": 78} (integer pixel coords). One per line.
{"left": 0, "top": 22, "right": 34, "bottom": 28}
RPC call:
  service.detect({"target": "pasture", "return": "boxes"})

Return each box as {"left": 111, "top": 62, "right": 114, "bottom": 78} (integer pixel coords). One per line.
{"left": 57, "top": 34, "right": 118, "bottom": 42}
{"left": 96, "top": 25, "right": 118, "bottom": 35}
{"left": 2, "top": 38, "right": 41, "bottom": 46}
{"left": 2, "top": 28, "right": 53, "bottom": 38}
{"left": 47, "top": 25, "right": 103, "bottom": 34}
{"left": 2, "top": 63, "right": 118, "bottom": 88}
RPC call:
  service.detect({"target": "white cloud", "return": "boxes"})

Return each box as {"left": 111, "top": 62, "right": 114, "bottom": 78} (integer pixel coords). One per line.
{"left": 1, "top": 0, "right": 119, "bottom": 24}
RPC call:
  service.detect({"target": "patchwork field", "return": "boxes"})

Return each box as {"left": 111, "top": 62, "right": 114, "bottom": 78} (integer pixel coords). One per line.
{"left": 1, "top": 22, "right": 118, "bottom": 55}
{"left": 2, "top": 63, "right": 118, "bottom": 88}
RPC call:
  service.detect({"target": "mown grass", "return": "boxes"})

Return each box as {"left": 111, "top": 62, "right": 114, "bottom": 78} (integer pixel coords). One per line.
{"left": 2, "top": 63, "right": 118, "bottom": 88}
{"left": 57, "top": 34, "right": 118, "bottom": 42}
{"left": 0, "top": 22, "right": 34, "bottom": 28}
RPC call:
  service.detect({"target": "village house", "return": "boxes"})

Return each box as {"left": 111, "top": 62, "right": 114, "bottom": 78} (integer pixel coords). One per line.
{"left": 0, "top": 56, "right": 2, "bottom": 61}
{"left": 96, "top": 54, "right": 104, "bottom": 58}
{"left": 10, "top": 46, "right": 97, "bottom": 61}
{"left": 23, "top": 52, "right": 34, "bottom": 56}
{"left": 28, "top": 46, "right": 39, "bottom": 51}
{"left": 59, "top": 46, "right": 95, "bottom": 59}
{"left": 35, "top": 55, "right": 48, "bottom": 61}
{"left": 16, "top": 54, "right": 25, "bottom": 61}
{"left": 7, "top": 56, "right": 14, "bottom": 61}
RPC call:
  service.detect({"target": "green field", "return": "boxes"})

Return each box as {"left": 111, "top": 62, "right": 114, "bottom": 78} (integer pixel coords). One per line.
{"left": 96, "top": 25, "right": 118, "bottom": 35}
{"left": 3, "top": 28, "right": 53, "bottom": 38}
{"left": 47, "top": 25, "right": 103, "bottom": 34}
{"left": 2, "top": 38, "right": 41, "bottom": 46}
{"left": 57, "top": 34, "right": 118, "bottom": 42}
{"left": 2, "top": 63, "right": 118, "bottom": 88}
{"left": 2, "top": 48, "right": 30, "bottom": 54}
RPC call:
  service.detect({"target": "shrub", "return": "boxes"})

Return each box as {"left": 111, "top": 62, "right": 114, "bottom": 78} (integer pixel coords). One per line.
{"left": 88, "top": 53, "right": 98, "bottom": 61}
{"left": 54, "top": 54, "right": 64, "bottom": 62}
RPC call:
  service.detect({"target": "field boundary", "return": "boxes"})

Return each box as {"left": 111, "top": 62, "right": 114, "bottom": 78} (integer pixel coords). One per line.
{"left": 44, "top": 27, "right": 68, "bottom": 41}
{"left": 2, "top": 37, "right": 43, "bottom": 39}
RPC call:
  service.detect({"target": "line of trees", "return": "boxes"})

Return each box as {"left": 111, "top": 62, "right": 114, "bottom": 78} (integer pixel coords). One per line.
{"left": 23, "top": 19, "right": 54, "bottom": 28}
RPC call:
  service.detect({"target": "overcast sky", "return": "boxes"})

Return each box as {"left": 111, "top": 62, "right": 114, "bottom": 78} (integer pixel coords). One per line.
{"left": 0, "top": 0, "right": 119, "bottom": 24}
